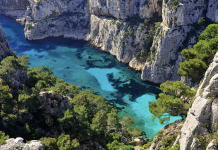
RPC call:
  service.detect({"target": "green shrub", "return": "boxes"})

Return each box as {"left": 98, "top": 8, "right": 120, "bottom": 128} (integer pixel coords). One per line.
{"left": 120, "top": 41, "right": 125, "bottom": 47}
{"left": 178, "top": 24, "right": 218, "bottom": 82}
{"left": 155, "top": 22, "right": 161, "bottom": 31}
{"left": 212, "top": 132, "right": 218, "bottom": 139}
{"left": 198, "top": 17, "right": 206, "bottom": 26}
{"left": 159, "top": 67, "right": 164, "bottom": 71}
{"left": 136, "top": 49, "right": 149, "bottom": 62}
{"left": 172, "top": 0, "right": 179, "bottom": 6}
{"left": 0, "top": 131, "right": 9, "bottom": 145}
{"left": 168, "top": 144, "right": 180, "bottom": 150}
{"left": 143, "top": 141, "right": 152, "bottom": 149}
{"left": 26, "top": 24, "right": 32, "bottom": 29}
{"left": 161, "top": 135, "right": 177, "bottom": 149}
{"left": 39, "top": 137, "right": 58, "bottom": 150}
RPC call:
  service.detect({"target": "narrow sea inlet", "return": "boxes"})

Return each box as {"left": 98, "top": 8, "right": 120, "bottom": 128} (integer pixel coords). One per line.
{"left": 0, "top": 14, "right": 181, "bottom": 139}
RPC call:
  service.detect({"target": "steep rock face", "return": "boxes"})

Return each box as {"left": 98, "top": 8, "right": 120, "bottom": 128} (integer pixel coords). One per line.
{"left": 141, "top": 24, "right": 201, "bottom": 83}
{"left": 0, "top": 25, "right": 14, "bottom": 61}
{"left": 0, "top": 0, "right": 29, "bottom": 19}
{"left": 89, "top": 0, "right": 163, "bottom": 19}
{"left": 87, "top": 15, "right": 152, "bottom": 64}
{"left": 24, "top": 0, "right": 90, "bottom": 40}
{"left": 0, "top": 25, "right": 27, "bottom": 96}
{"left": 206, "top": 0, "right": 218, "bottom": 23}
{"left": 162, "top": 0, "right": 206, "bottom": 28}
{"left": 19, "top": 0, "right": 217, "bottom": 83}
{"left": 141, "top": 0, "right": 206, "bottom": 83}
{"left": 24, "top": 0, "right": 152, "bottom": 68}
{"left": 39, "top": 91, "right": 72, "bottom": 117}
{"left": 179, "top": 52, "right": 218, "bottom": 150}
{"left": 0, "top": 137, "right": 43, "bottom": 150}
{"left": 0, "top": 0, "right": 29, "bottom": 10}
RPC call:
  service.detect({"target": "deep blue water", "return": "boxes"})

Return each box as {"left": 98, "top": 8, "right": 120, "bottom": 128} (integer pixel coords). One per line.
{"left": 0, "top": 14, "right": 181, "bottom": 139}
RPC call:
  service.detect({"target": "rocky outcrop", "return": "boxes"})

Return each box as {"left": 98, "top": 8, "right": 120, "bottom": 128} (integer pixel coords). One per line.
{"left": 206, "top": 140, "right": 218, "bottom": 150}
{"left": 0, "top": 25, "right": 27, "bottom": 96}
{"left": 24, "top": 0, "right": 90, "bottom": 40}
{"left": 24, "top": 0, "right": 155, "bottom": 67}
{"left": 39, "top": 90, "right": 72, "bottom": 117}
{"left": 141, "top": 0, "right": 207, "bottom": 83}
{"left": 0, "top": 25, "right": 14, "bottom": 61}
{"left": 0, "top": 137, "right": 43, "bottom": 150}
{"left": 89, "top": 0, "right": 163, "bottom": 19}
{"left": 0, "top": 0, "right": 29, "bottom": 10}
{"left": 206, "top": 0, "right": 218, "bottom": 23}
{"left": 0, "top": 0, "right": 29, "bottom": 19}
{"left": 149, "top": 120, "right": 183, "bottom": 150}
{"left": 146, "top": 52, "right": 218, "bottom": 149}
{"left": 179, "top": 52, "right": 218, "bottom": 150}
{"left": 141, "top": 24, "right": 202, "bottom": 83}
{"left": 87, "top": 15, "right": 152, "bottom": 64}
{"left": 162, "top": 0, "right": 207, "bottom": 28}
{"left": 129, "top": 58, "right": 145, "bottom": 71}
{"left": 0, "top": 24, "right": 28, "bottom": 94}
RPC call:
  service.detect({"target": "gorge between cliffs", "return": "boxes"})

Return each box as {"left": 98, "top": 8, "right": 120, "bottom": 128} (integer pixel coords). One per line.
{"left": 0, "top": 14, "right": 181, "bottom": 139}
{"left": 1, "top": 0, "right": 218, "bottom": 150}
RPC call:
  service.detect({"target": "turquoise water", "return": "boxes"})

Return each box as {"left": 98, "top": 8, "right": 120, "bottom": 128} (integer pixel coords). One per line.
{"left": 0, "top": 14, "right": 181, "bottom": 139}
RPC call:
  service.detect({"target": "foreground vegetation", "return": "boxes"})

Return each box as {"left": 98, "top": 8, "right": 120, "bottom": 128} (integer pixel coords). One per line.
{"left": 0, "top": 54, "right": 142, "bottom": 149}
{"left": 147, "top": 23, "right": 218, "bottom": 149}
{"left": 149, "top": 24, "right": 218, "bottom": 125}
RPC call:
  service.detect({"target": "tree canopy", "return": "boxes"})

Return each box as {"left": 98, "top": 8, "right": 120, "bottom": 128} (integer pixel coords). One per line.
{"left": 178, "top": 24, "right": 218, "bottom": 82}
{"left": 0, "top": 54, "right": 143, "bottom": 149}
{"left": 149, "top": 81, "right": 195, "bottom": 124}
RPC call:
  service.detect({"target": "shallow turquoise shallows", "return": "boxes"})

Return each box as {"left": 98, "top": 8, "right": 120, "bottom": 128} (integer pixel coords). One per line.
{"left": 0, "top": 14, "right": 181, "bottom": 139}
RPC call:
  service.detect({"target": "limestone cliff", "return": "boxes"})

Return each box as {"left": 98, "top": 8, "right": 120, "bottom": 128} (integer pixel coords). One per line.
{"left": 0, "top": 25, "right": 28, "bottom": 100}
{"left": 143, "top": 52, "right": 218, "bottom": 150}
{"left": 86, "top": 14, "right": 153, "bottom": 64}
{"left": 3, "top": 0, "right": 218, "bottom": 83}
{"left": 179, "top": 52, "right": 218, "bottom": 150}
{"left": 89, "top": 0, "right": 162, "bottom": 19}
{"left": 141, "top": 0, "right": 207, "bottom": 83}
{"left": 207, "top": 0, "right": 218, "bottom": 23}
{"left": 141, "top": 24, "right": 201, "bottom": 83}
{"left": 0, "top": 0, "right": 29, "bottom": 19}
{"left": 0, "top": 25, "right": 14, "bottom": 61}
{"left": 23, "top": 0, "right": 218, "bottom": 84}
{"left": 24, "top": 0, "right": 159, "bottom": 68}
{"left": 24, "top": 0, "right": 90, "bottom": 40}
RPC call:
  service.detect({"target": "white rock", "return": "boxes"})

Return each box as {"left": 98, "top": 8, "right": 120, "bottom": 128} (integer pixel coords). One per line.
{"left": 14, "top": 137, "right": 24, "bottom": 143}
{"left": 211, "top": 102, "right": 218, "bottom": 132}
{"left": 24, "top": 140, "right": 43, "bottom": 150}
{"left": 206, "top": 140, "right": 217, "bottom": 150}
